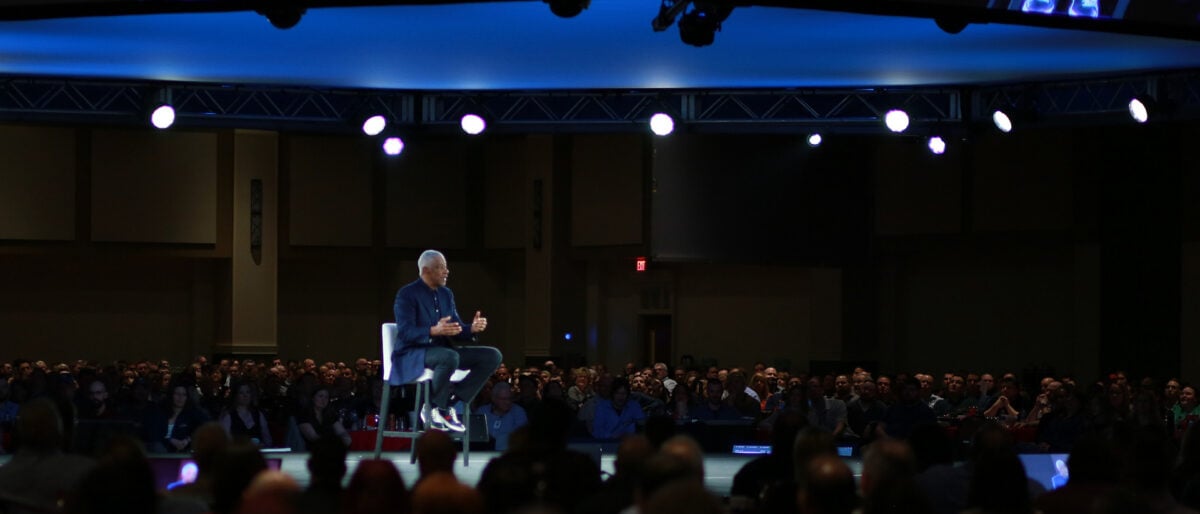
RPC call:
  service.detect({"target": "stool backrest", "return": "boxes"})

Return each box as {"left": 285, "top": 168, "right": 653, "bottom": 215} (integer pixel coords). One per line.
{"left": 381, "top": 323, "right": 398, "bottom": 382}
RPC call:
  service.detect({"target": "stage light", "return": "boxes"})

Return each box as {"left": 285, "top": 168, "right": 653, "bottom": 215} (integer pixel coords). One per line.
{"left": 807, "top": 134, "right": 822, "bottom": 147}
{"left": 928, "top": 136, "right": 947, "bottom": 155}
{"left": 150, "top": 104, "right": 175, "bottom": 130}
{"left": 935, "top": 17, "right": 968, "bottom": 35}
{"left": 1129, "top": 98, "right": 1149, "bottom": 124}
{"left": 649, "top": 112, "right": 674, "bottom": 136}
{"left": 546, "top": 0, "right": 589, "bottom": 18}
{"left": 677, "top": 2, "right": 731, "bottom": 47}
{"left": 992, "top": 110, "right": 1013, "bottom": 133}
{"left": 257, "top": 3, "right": 306, "bottom": 29}
{"left": 884, "top": 109, "right": 909, "bottom": 133}
{"left": 1128, "top": 94, "right": 1167, "bottom": 124}
{"left": 382, "top": 136, "right": 404, "bottom": 156}
{"left": 361, "top": 115, "right": 387, "bottom": 136}
{"left": 1068, "top": 0, "right": 1099, "bottom": 17}
{"left": 460, "top": 114, "right": 487, "bottom": 135}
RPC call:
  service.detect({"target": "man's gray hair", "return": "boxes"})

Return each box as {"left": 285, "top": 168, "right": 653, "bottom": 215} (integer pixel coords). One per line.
{"left": 417, "top": 249, "right": 445, "bottom": 275}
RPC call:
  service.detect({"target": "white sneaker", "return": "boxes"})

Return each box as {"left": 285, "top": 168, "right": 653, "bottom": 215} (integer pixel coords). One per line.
{"left": 431, "top": 408, "right": 465, "bottom": 432}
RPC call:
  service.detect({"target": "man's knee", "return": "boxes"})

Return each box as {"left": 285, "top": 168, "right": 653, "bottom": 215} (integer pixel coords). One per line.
{"left": 485, "top": 347, "right": 502, "bottom": 367}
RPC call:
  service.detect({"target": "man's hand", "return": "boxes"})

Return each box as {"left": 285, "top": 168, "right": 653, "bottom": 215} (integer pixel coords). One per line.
{"left": 432, "top": 316, "right": 462, "bottom": 337}
{"left": 471, "top": 311, "right": 488, "bottom": 334}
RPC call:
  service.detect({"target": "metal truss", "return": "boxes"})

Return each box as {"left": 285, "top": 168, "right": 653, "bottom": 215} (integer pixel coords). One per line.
{"left": 973, "top": 70, "right": 1200, "bottom": 122}
{"left": 0, "top": 72, "right": 1196, "bottom": 134}
{"left": 0, "top": 78, "right": 413, "bottom": 131}
{"left": 419, "top": 89, "right": 961, "bottom": 132}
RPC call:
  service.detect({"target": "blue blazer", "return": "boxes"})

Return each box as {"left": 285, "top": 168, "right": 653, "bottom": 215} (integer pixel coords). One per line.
{"left": 390, "top": 278, "right": 477, "bottom": 385}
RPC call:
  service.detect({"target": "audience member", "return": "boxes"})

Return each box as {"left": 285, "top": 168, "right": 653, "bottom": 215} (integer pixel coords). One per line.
{"left": 591, "top": 378, "right": 646, "bottom": 440}
{"left": 341, "top": 459, "right": 411, "bottom": 514}
{"left": 295, "top": 386, "right": 350, "bottom": 448}
{"left": 580, "top": 434, "right": 655, "bottom": 514}
{"left": 477, "top": 398, "right": 601, "bottom": 514}
{"left": 144, "top": 382, "right": 211, "bottom": 453}
{"left": 235, "top": 470, "right": 299, "bottom": 514}
{"left": 415, "top": 429, "right": 457, "bottom": 484}
{"left": 796, "top": 454, "right": 857, "bottom": 514}
{"left": 411, "top": 472, "right": 484, "bottom": 514}
{"left": 692, "top": 378, "right": 742, "bottom": 421}
{"left": 859, "top": 438, "right": 932, "bottom": 514}
{"left": 219, "top": 381, "right": 273, "bottom": 447}
{"left": 0, "top": 398, "right": 96, "bottom": 514}
{"left": 210, "top": 442, "right": 268, "bottom": 514}
{"left": 478, "top": 381, "right": 528, "bottom": 451}
{"left": 295, "top": 435, "right": 347, "bottom": 514}
{"left": 731, "top": 409, "right": 807, "bottom": 514}
{"left": 66, "top": 434, "right": 156, "bottom": 514}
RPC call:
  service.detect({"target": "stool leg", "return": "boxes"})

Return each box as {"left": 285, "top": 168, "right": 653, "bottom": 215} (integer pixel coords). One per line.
{"left": 411, "top": 381, "right": 428, "bottom": 465}
{"left": 373, "top": 383, "right": 392, "bottom": 459}
{"left": 463, "top": 401, "right": 470, "bottom": 467}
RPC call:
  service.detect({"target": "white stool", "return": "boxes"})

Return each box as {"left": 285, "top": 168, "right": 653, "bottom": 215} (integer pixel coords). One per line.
{"left": 374, "top": 323, "right": 472, "bottom": 465}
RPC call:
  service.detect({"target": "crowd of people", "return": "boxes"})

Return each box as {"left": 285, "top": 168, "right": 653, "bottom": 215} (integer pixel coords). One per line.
{"left": 2, "top": 356, "right": 1200, "bottom": 513}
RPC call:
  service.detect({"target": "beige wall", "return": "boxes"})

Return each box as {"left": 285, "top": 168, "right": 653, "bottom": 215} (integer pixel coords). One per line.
{"left": 385, "top": 137, "right": 469, "bottom": 249}
{"left": 0, "top": 125, "right": 77, "bottom": 241}
{"left": 287, "top": 135, "right": 373, "bottom": 247}
{"left": 583, "top": 261, "right": 842, "bottom": 372}
{"left": 1, "top": 121, "right": 1197, "bottom": 384}
{"left": 91, "top": 129, "right": 219, "bottom": 244}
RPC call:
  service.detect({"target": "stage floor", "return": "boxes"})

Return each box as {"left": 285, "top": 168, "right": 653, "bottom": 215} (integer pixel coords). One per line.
{"left": 0, "top": 450, "right": 865, "bottom": 498}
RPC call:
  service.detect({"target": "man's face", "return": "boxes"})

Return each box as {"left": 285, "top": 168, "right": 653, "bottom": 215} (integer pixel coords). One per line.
{"left": 1181, "top": 387, "right": 1197, "bottom": 408}
{"left": 90, "top": 382, "right": 108, "bottom": 404}
{"left": 707, "top": 381, "right": 724, "bottom": 403}
{"left": 980, "top": 374, "right": 995, "bottom": 392}
{"left": 422, "top": 256, "right": 449, "bottom": 288}
{"left": 877, "top": 377, "right": 891, "bottom": 395}
{"left": 654, "top": 365, "right": 668, "bottom": 379}
{"left": 918, "top": 375, "right": 934, "bottom": 394}
{"left": 835, "top": 375, "right": 851, "bottom": 396}
{"left": 1167, "top": 380, "right": 1181, "bottom": 398}
{"left": 493, "top": 388, "right": 513, "bottom": 411}
{"left": 807, "top": 378, "right": 824, "bottom": 399}
{"left": 948, "top": 376, "right": 964, "bottom": 393}
{"left": 860, "top": 381, "right": 877, "bottom": 401}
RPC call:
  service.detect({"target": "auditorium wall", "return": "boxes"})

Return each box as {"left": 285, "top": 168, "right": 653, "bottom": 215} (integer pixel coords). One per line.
{"left": 0, "top": 121, "right": 1198, "bottom": 383}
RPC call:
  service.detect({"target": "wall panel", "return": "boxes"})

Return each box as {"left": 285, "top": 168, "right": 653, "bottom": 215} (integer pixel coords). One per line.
{"left": 92, "top": 129, "right": 218, "bottom": 243}
{"left": 0, "top": 125, "right": 77, "bottom": 241}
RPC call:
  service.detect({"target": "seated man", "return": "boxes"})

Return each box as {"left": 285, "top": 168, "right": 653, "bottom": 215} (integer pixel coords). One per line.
{"left": 392, "top": 249, "right": 503, "bottom": 432}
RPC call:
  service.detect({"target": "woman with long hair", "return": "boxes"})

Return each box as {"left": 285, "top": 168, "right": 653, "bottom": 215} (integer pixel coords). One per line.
{"left": 219, "top": 381, "right": 273, "bottom": 447}
{"left": 296, "top": 386, "right": 351, "bottom": 447}
{"left": 144, "top": 381, "right": 210, "bottom": 453}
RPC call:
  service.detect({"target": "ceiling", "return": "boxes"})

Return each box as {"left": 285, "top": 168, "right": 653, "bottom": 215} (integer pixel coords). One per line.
{"left": 3, "top": 2, "right": 1200, "bottom": 91}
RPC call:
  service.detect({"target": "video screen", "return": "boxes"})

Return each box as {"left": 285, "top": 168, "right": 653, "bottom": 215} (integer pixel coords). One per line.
{"left": 148, "top": 457, "right": 282, "bottom": 491}
{"left": 1017, "top": 453, "right": 1071, "bottom": 490}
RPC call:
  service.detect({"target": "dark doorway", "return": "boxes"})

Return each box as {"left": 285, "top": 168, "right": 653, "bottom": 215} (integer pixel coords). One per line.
{"left": 639, "top": 315, "right": 672, "bottom": 367}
